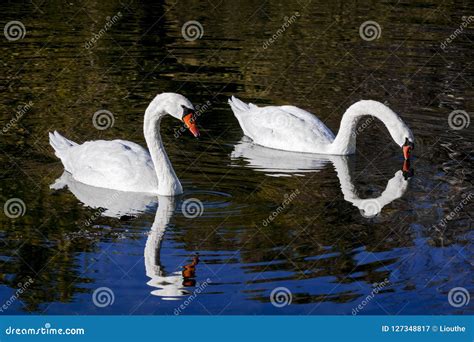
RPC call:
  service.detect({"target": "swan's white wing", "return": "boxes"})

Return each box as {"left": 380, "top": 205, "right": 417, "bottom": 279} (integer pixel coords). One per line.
{"left": 279, "top": 106, "right": 335, "bottom": 142}
{"left": 61, "top": 139, "right": 159, "bottom": 193}
{"left": 238, "top": 105, "right": 335, "bottom": 153}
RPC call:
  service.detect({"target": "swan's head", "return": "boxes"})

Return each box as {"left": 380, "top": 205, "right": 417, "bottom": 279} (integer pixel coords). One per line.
{"left": 149, "top": 93, "right": 200, "bottom": 137}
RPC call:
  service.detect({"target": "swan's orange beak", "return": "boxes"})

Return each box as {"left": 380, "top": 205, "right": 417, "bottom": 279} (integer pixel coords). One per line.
{"left": 402, "top": 159, "right": 410, "bottom": 173}
{"left": 183, "top": 113, "right": 200, "bottom": 138}
{"left": 403, "top": 145, "right": 412, "bottom": 160}
{"left": 402, "top": 138, "right": 414, "bottom": 160}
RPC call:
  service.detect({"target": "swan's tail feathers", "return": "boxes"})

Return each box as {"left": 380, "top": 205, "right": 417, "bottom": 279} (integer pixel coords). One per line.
{"left": 228, "top": 96, "right": 252, "bottom": 114}
{"left": 49, "top": 131, "right": 77, "bottom": 158}
{"left": 50, "top": 172, "right": 69, "bottom": 190}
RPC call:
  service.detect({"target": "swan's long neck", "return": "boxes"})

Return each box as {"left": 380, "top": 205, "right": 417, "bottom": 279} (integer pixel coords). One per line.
{"left": 331, "top": 100, "right": 413, "bottom": 155}
{"left": 144, "top": 104, "right": 183, "bottom": 196}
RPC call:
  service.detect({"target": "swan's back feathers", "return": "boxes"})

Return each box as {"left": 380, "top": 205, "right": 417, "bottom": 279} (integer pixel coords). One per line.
{"left": 279, "top": 105, "right": 335, "bottom": 142}
{"left": 52, "top": 138, "right": 158, "bottom": 193}
{"left": 48, "top": 130, "right": 158, "bottom": 192}
{"left": 228, "top": 96, "right": 336, "bottom": 153}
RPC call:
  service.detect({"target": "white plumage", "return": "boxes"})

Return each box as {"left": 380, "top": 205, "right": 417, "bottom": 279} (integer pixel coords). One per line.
{"left": 49, "top": 132, "right": 158, "bottom": 193}
{"left": 228, "top": 96, "right": 414, "bottom": 155}
{"left": 49, "top": 93, "right": 198, "bottom": 196}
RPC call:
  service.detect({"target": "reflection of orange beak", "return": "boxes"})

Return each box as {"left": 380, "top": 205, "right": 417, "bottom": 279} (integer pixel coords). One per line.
{"left": 403, "top": 145, "right": 412, "bottom": 160}
{"left": 402, "top": 159, "right": 410, "bottom": 173}
{"left": 402, "top": 159, "right": 414, "bottom": 179}
{"left": 183, "top": 113, "right": 200, "bottom": 137}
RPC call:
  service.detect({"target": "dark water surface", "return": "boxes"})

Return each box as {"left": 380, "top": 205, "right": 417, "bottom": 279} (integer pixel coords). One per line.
{"left": 0, "top": 0, "right": 472, "bottom": 315}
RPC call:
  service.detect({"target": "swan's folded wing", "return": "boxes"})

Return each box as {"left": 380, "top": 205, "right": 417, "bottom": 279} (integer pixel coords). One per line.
{"left": 63, "top": 139, "right": 157, "bottom": 190}
{"left": 240, "top": 106, "right": 335, "bottom": 153}
{"left": 279, "top": 106, "right": 335, "bottom": 142}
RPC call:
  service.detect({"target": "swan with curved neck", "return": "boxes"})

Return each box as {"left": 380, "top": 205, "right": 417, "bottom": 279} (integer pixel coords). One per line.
{"left": 49, "top": 93, "right": 200, "bottom": 196}
{"left": 228, "top": 97, "right": 415, "bottom": 159}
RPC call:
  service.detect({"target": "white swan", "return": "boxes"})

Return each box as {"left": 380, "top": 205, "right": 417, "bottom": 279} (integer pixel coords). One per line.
{"left": 231, "top": 139, "right": 413, "bottom": 217}
{"left": 49, "top": 93, "right": 200, "bottom": 196}
{"left": 228, "top": 97, "right": 415, "bottom": 159}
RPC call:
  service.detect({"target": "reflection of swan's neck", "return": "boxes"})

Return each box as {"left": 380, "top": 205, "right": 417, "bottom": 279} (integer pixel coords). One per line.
{"left": 144, "top": 101, "right": 182, "bottom": 195}
{"left": 331, "top": 100, "right": 413, "bottom": 155}
{"left": 330, "top": 156, "right": 408, "bottom": 216}
{"left": 145, "top": 196, "right": 175, "bottom": 278}
{"left": 144, "top": 196, "right": 188, "bottom": 297}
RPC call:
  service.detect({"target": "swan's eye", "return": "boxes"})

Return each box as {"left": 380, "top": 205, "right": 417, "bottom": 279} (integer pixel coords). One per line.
{"left": 181, "top": 106, "right": 194, "bottom": 118}
{"left": 403, "top": 137, "right": 414, "bottom": 149}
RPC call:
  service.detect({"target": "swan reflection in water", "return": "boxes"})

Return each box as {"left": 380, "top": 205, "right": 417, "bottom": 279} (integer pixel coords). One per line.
{"left": 51, "top": 172, "right": 199, "bottom": 299}
{"left": 231, "top": 137, "right": 414, "bottom": 218}
{"left": 144, "top": 195, "right": 199, "bottom": 298}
